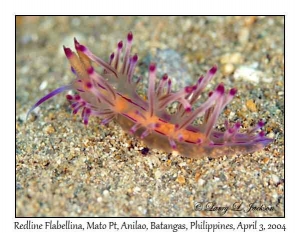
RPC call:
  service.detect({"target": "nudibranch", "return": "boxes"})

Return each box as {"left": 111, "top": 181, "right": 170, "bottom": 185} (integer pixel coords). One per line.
{"left": 27, "top": 32, "right": 272, "bottom": 158}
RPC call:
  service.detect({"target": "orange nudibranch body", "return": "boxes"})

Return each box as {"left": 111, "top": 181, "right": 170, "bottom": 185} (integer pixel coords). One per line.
{"left": 124, "top": 109, "right": 206, "bottom": 144}
{"left": 109, "top": 92, "right": 206, "bottom": 144}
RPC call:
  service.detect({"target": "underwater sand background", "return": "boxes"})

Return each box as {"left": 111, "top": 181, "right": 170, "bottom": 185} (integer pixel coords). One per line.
{"left": 16, "top": 16, "right": 284, "bottom": 217}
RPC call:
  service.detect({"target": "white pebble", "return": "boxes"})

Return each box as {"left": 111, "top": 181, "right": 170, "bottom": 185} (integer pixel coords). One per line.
{"left": 20, "top": 66, "right": 29, "bottom": 74}
{"left": 271, "top": 174, "right": 280, "bottom": 184}
{"left": 267, "top": 131, "right": 275, "bottom": 139}
{"left": 39, "top": 81, "right": 48, "bottom": 90}
{"left": 179, "top": 162, "right": 187, "bottom": 167}
{"left": 103, "top": 190, "right": 110, "bottom": 197}
{"left": 214, "top": 177, "right": 220, "bottom": 182}
{"left": 198, "top": 179, "right": 205, "bottom": 186}
{"left": 155, "top": 170, "right": 162, "bottom": 179}
{"left": 19, "top": 113, "right": 27, "bottom": 122}
{"left": 133, "top": 187, "right": 141, "bottom": 193}
{"left": 262, "top": 77, "right": 273, "bottom": 83}
{"left": 234, "top": 66, "right": 263, "bottom": 84}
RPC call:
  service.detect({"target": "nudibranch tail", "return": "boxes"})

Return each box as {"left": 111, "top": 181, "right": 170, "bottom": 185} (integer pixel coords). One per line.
{"left": 26, "top": 84, "right": 72, "bottom": 120}
{"left": 27, "top": 31, "right": 272, "bottom": 158}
